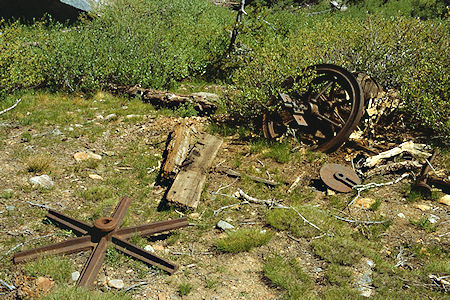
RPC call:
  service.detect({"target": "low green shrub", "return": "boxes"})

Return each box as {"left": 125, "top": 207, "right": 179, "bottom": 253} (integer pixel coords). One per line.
{"left": 0, "top": 0, "right": 232, "bottom": 96}
{"left": 214, "top": 228, "right": 272, "bottom": 253}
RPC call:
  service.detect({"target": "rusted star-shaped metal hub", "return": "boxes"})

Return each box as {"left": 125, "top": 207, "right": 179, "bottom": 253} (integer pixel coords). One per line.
{"left": 13, "top": 197, "right": 188, "bottom": 287}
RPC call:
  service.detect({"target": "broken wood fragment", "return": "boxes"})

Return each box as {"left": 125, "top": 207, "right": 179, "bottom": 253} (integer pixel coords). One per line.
{"left": 166, "top": 132, "right": 223, "bottom": 209}
{"left": 364, "top": 160, "right": 421, "bottom": 178}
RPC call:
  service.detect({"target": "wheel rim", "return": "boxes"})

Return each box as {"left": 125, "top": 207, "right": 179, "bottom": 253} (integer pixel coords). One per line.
{"left": 261, "top": 64, "right": 364, "bottom": 153}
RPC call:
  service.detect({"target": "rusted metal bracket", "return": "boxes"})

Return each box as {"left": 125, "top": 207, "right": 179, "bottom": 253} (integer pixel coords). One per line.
{"left": 13, "top": 197, "right": 188, "bottom": 288}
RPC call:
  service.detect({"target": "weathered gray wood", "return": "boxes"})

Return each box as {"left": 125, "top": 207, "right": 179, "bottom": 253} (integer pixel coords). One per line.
{"left": 166, "top": 133, "right": 223, "bottom": 209}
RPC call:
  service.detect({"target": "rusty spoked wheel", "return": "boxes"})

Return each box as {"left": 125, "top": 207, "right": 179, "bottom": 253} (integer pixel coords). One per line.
{"left": 262, "top": 64, "right": 364, "bottom": 153}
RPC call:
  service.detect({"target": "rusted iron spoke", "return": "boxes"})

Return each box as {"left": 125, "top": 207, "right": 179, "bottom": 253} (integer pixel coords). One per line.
{"left": 13, "top": 236, "right": 93, "bottom": 263}
{"left": 115, "top": 218, "right": 188, "bottom": 240}
{"left": 12, "top": 196, "right": 185, "bottom": 288}
{"left": 47, "top": 209, "right": 92, "bottom": 235}
{"left": 111, "top": 196, "right": 132, "bottom": 225}
{"left": 113, "top": 237, "right": 178, "bottom": 274}
{"left": 77, "top": 237, "right": 109, "bottom": 287}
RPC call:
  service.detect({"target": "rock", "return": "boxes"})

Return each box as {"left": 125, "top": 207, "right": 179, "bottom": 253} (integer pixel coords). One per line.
{"left": 158, "top": 293, "right": 167, "bottom": 300}
{"left": 50, "top": 128, "right": 63, "bottom": 136}
{"left": 88, "top": 174, "right": 103, "bottom": 180}
{"left": 397, "top": 213, "right": 406, "bottom": 219}
{"left": 326, "top": 189, "right": 336, "bottom": 196}
{"left": 71, "top": 271, "right": 80, "bottom": 281}
{"left": 189, "top": 212, "right": 200, "bottom": 219}
{"left": 217, "top": 220, "right": 234, "bottom": 231}
{"left": 414, "top": 204, "right": 431, "bottom": 211}
{"left": 144, "top": 245, "right": 155, "bottom": 253}
{"left": 354, "top": 198, "right": 376, "bottom": 209}
{"left": 29, "top": 175, "right": 54, "bottom": 189}
{"left": 126, "top": 114, "right": 141, "bottom": 119}
{"left": 73, "top": 151, "right": 102, "bottom": 161}
{"left": 104, "top": 114, "right": 117, "bottom": 121}
{"left": 6, "top": 205, "right": 15, "bottom": 211}
{"left": 125, "top": 269, "right": 133, "bottom": 274}
{"left": 225, "top": 217, "right": 233, "bottom": 223}
{"left": 108, "top": 279, "right": 124, "bottom": 289}
{"left": 315, "top": 267, "right": 323, "bottom": 272}
{"left": 36, "top": 277, "right": 54, "bottom": 292}
{"left": 153, "top": 244, "right": 164, "bottom": 251}
{"left": 428, "top": 214, "right": 440, "bottom": 224}
{"left": 439, "top": 195, "right": 450, "bottom": 206}
{"left": 191, "top": 92, "right": 220, "bottom": 101}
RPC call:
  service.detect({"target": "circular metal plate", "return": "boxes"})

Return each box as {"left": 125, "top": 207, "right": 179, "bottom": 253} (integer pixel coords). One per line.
{"left": 320, "top": 163, "right": 361, "bottom": 193}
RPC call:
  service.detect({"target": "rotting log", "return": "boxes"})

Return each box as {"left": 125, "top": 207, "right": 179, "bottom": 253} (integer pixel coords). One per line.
{"left": 161, "top": 123, "right": 223, "bottom": 208}
{"left": 109, "top": 84, "right": 217, "bottom": 115}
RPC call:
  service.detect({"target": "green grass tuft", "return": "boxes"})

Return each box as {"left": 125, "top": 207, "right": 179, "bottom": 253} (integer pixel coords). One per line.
{"left": 23, "top": 256, "right": 73, "bottom": 283}
{"left": 264, "top": 255, "right": 313, "bottom": 299}
{"left": 214, "top": 228, "right": 272, "bottom": 253}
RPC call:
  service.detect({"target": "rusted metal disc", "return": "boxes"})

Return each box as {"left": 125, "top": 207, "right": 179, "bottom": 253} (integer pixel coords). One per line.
{"left": 320, "top": 163, "right": 361, "bottom": 193}
{"left": 94, "top": 217, "right": 117, "bottom": 232}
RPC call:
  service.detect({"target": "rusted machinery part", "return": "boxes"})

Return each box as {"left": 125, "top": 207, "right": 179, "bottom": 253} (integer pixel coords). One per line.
{"left": 320, "top": 163, "right": 361, "bottom": 193}
{"left": 262, "top": 64, "right": 364, "bottom": 153}
{"left": 12, "top": 196, "right": 189, "bottom": 288}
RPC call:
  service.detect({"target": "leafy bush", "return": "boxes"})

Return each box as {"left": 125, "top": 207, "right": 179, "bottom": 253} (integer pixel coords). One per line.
{"left": 225, "top": 7, "right": 449, "bottom": 135}
{"left": 0, "top": 0, "right": 232, "bottom": 95}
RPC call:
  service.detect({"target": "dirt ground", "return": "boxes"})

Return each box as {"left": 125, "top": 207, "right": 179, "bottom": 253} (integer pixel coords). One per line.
{"left": 0, "top": 92, "right": 448, "bottom": 299}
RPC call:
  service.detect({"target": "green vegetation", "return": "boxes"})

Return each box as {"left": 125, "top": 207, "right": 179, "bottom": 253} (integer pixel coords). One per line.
{"left": 24, "top": 256, "right": 73, "bottom": 283}
{"left": 41, "top": 286, "right": 132, "bottom": 300}
{"left": 25, "top": 154, "right": 53, "bottom": 173}
{"left": 264, "top": 255, "right": 313, "bottom": 299}
{"left": 214, "top": 228, "right": 272, "bottom": 253}
{"left": 410, "top": 216, "right": 438, "bottom": 232}
{"left": 1, "top": 0, "right": 448, "bottom": 135}
{"left": 178, "top": 282, "right": 194, "bottom": 296}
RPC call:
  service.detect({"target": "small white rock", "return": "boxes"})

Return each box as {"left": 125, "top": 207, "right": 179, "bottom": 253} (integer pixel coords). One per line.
{"left": 144, "top": 245, "right": 155, "bottom": 253}
{"left": 71, "top": 271, "right": 80, "bottom": 281}
{"left": 104, "top": 114, "right": 117, "bottom": 121}
{"left": 217, "top": 220, "right": 234, "bottom": 231}
{"left": 108, "top": 279, "right": 124, "bottom": 289}
{"left": 428, "top": 214, "right": 440, "bottom": 224}
{"left": 29, "top": 175, "right": 54, "bottom": 189}
{"left": 397, "top": 213, "right": 406, "bottom": 219}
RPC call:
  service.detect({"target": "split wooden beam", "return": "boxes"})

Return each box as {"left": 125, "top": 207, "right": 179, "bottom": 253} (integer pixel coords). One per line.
{"left": 162, "top": 123, "right": 223, "bottom": 209}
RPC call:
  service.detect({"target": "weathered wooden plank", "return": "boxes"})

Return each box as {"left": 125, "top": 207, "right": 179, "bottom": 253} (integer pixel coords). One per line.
{"left": 166, "top": 133, "right": 223, "bottom": 209}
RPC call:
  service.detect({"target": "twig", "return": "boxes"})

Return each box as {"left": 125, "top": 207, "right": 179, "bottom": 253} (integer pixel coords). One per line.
{"left": 227, "top": 0, "right": 247, "bottom": 53}
{"left": 0, "top": 279, "right": 15, "bottom": 291}
{"left": 334, "top": 215, "right": 389, "bottom": 224}
{"left": 124, "top": 282, "right": 148, "bottom": 292}
{"left": 217, "top": 167, "right": 280, "bottom": 186}
{"left": 215, "top": 178, "right": 239, "bottom": 194}
{"left": 24, "top": 201, "right": 53, "bottom": 210}
{"left": 0, "top": 99, "right": 22, "bottom": 116}
{"left": 347, "top": 173, "right": 410, "bottom": 208}
{"left": 288, "top": 174, "right": 303, "bottom": 193}
{"left": 238, "top": 189, "right": 323, "bottom": 232}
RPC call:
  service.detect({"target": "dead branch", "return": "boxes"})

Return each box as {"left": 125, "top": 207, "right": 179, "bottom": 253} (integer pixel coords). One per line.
{"left": 216, "top": 167, "right": 281, "bottom": 186}
{"left": 0, "top": 280, "right": 15, "bottom": 291}
{"left": 124, "top": 282, "right": 148, "bottom": 292}
{"left": 237, "top": 189, "right": 323, "bottom": 232}
{"left": 365, "top": 161, "right": 421, "bottom": 178}
{"left": 347, "top": 173, "right": 410, "bottom": 208}
{"left": 109, "top": 84, "right": 217, "bottom": 115}
{"left": 0, "top": 99, "right": 22, "bottom": 116}
{"left": 227, "top": 0, "right": 247, "bottom": 53}
{"left": 334, "top": 215, "right": 389, "bottom": 224}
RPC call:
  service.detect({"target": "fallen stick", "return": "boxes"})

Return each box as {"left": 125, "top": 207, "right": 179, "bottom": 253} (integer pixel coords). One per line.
{"left": 216, "top": 167, "right": 281, "bottom": 186}
{"left": 124, "top": 282, "right": 148, "bottom": 292}
{"left": 237, "top": 189, "right": 323, "bottom": 232}
{"left": 365, "top": 161, "right": 421, "bottom": 178}
{"left": 334, "top": 215, "right": 389, "bottom": 224}
{"left": 0, "top": 99, "right": 22, "bottom": 116}
{"left": 0, "top": 279, "right": 15, "bottom": 291}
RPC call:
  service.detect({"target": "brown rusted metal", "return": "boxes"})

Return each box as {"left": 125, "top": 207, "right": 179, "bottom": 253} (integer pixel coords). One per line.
{"left": 13, "top": 196, "right": 188, "bottom": 288}
{"left": 413, "top": 151, "right": 448, "bottom": 195}
{"left": 262, "top": 64, "right": 364, "bottom": 153}
{"left": 320, "top": 163, "right": 361, "bottom": 193}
